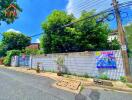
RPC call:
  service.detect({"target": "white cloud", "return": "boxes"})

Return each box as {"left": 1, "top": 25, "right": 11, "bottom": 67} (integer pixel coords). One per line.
{"left": 66, "top": 0, "right": 131, "bottom": 17}
{"left": 6, "top": 28, "right": 21, "bottom": 33}
{"left": 35, "top": 38, "right": 40, "bottom": 43}
{"left": 66, "top": 0, "right": 73, "bottom": 15}
{"left": 66, "top": 0, "right": 111, "bottom": 17}
{"left": 126, "top": 22, "right": 132, "bottom": 26}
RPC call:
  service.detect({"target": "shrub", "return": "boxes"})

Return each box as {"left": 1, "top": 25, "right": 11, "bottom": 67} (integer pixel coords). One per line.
{"left": 108, "top": 39, "right": 120, "bottom": 50}
{"left": 0, "top": 57, "right": 4, "bottom": 64}
{"left": 73, "top": 73, "right": 77, "bottom": 76}
{"left": 120, "top": 76, "right": 128, "bottom": 83}
{"left": 80, "top": 85, "right": 85, "bottom": 93}
{"left": 99, "top": 74, "right": 109, "bottom": 80}
{"left": 23, "top": 48, "right": 44, "bottom": 55}
{"left": 55, "top": 56, "right": 64, "bottom": 76}
{"left": 126, "top": 83, "right": 132, "bottom": 88}
{"left": 66, "top": 72, "right": 72, "bottom": 75}
{"left": 56, "top": 56, "right": 64, "bottom": 67}
{"left": 84, "top": 73, "right": 89, "bottom": 78}
{"left": 3, "top": 50, "right": 21, "bottom": 66}
{"left": 36, "top": 62, "right": 41, "bottom": 73}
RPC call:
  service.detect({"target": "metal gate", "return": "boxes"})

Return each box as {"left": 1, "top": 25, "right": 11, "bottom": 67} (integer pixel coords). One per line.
{"left": 18, "top": 56, "right": 30, "bottom": 67}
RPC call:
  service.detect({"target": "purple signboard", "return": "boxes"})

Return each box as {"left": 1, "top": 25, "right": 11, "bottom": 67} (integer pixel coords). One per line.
{"left": 96, "top": 51, "right": 116, "bottom": 69}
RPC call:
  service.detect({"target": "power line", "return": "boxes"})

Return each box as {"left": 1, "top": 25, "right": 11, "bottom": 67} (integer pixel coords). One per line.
{"left": 63, "top": 1, "right": 132, "bottom": 27}
{"left": 63, "top": 9, "right": 114, "bottom": 27}
{"left": 67, "top": 0, "right": 108, "bottom": 10}
{"left": 73, "top": 0, "right": 111, "bottom": 13}
{"left": 30, "top": 33, "right": 43, "bottom": 38}
{"left": 67, "top": 0, "right": 111, "bottom": 14}
{"left": 30, "top": 1, "right": 132, "bottom": 38}
{"left": 67, "top": 0, "right": 106, "bottom": 10}
{"left": 71, "top": 1, "right": 132, "bottom": 17}
{"left": 119, "top": 1, "right": 132, "bottom": 8}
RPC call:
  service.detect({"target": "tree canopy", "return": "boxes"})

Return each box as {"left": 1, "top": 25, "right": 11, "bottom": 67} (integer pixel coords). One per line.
{"left": 0, "top": 31, "right": 31, "bottom": 57}
{"left": 125, "top": 24, "right": 132, "bottom": 57}
{"left": 41, "top": 10, "right": 75, "bottom": 53}
{"left": 2, "top": 31, "right": 31, "bottom": 50}
{"left": 41, "top": 10, "right": 120, "bottom": 54}
{"left": 0, "top": 0, "right": 21, "bottom": 24}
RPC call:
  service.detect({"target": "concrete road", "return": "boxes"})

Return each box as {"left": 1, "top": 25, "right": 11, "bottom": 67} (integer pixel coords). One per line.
{"left": 0, "top": 67, "right": 132, "bottom": 100}
{"left": 81, "top": 88, "right": 132, "bottom": 100}
{"left": 0, "top": 68, "right": 75, "bottom": 100}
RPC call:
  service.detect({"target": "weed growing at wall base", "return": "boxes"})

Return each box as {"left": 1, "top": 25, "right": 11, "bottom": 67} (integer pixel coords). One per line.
{"left": 99, "top": 74, "right": 109, "bottom": 80}
{"left": 120, "top": 76, "right": 128, "bottom": 83}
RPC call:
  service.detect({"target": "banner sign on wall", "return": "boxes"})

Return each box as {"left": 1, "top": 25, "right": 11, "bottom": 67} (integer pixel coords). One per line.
{"left": 96, "top": 51, "right": 116, "bottom": 69}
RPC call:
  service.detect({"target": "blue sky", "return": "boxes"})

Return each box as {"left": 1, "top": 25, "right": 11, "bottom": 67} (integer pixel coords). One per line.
{"left": 0, "top": 0, "right": 68, "bottom": 43}
{"left": 0, "top": 0, "right": 132, "bottom": 43}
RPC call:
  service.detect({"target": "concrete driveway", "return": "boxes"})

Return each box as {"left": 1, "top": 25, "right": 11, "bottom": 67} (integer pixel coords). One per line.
{"left": 0, "top": 67, "right": 132, "bottom": 100}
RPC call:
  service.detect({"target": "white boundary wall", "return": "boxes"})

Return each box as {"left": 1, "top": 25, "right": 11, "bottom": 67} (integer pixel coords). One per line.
{"left": 30, "top": 50, "right": 125, "bottom": 80}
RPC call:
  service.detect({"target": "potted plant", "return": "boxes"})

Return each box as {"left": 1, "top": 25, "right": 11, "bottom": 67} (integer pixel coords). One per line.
{"left": 36, "top": 62, "right": 41, "bottom": 73}
{"left": 0, "top": 57, "right": 4, "bottom": 65}
{"left": 56, "top": 56, "right": 65, "bottom": 76}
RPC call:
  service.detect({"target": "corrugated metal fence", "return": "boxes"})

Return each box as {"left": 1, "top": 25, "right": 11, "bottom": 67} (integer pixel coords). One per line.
{"left": 30, "top": 50, "right": 125, "bottom": 80}
{"left": 18, "top": 56, "right": 30, "bottom": 67}
{"left": 11, "top": 50, "right": 126, "bottom": 80}
{"left": 129, "top": 58, "right": 132, "bottom": 76}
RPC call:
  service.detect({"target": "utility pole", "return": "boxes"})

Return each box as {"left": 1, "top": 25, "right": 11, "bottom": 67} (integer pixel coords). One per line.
{"left": 112, "top": 0, "right": 132, "bottom": 82}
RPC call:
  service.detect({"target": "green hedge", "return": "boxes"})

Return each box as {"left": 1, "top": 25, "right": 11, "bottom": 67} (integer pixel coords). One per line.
{"left": 3, "top": 50, "right": 21, "bottom": 66}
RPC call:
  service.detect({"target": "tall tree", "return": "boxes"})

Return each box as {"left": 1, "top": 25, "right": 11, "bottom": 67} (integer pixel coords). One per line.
{"left": 41, "top": 10, "right": 75, "bottom": 53}
{"left": 0, "top": 0, "right": 21, "bottom": 24}
{"left": 74, "top": 11, "right": 111, "bottom": 51}
{"left": 41, "top": 10, "right": 120, "bottom": 53}
{"left": 2, "top": 31, "right": 31, "bottom": 51}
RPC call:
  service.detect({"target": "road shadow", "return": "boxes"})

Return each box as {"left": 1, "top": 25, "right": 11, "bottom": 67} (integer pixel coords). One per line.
{"left": 75, "top": 93, "right": 87, "bottom": 100}
{"left": 89, "top": 90, "right": 100, "bottom": 100}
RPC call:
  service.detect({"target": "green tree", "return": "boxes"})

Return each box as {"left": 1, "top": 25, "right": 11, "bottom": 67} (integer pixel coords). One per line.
{"left": 2, "top": 31, "right": 31, "bottom": 51}
{"left": 41, "top": 10, "right": 120, "bottom": 53}
{"left": 41, "top": 10, "right": 75, "bottom": 53}
{"left": 0, "top": 42, "right": 6, "bottom": 57}
{"left": 23, "top": 48, "right": 44, "bottom": 55}
{"left": 40, "top": 34, "right": 44, "bottom": 50}
{"left": 0, "top": 0, "right": 21, "bottom": 24}
{"left": 74, "top": 11, "right": 112, "bottom": 51}
{"left": 125, "top": 24, "right": 132, "bottom": 57}
{"left": 108, "top": 38, "right": 120, "bottom": 50}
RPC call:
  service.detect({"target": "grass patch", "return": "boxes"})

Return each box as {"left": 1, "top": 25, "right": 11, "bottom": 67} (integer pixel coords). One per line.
{"left": 83, "top": 73, "right": 89, "bottom": 78}
{"left": 64, "top": 75, "right": 71, "bottom": 78}
{"left": 99, "top": 74, "right": 109, "bottom": 80}
{"left": 126, "top": 83, "right": 132, "bottom": 88}
{"left": 120, "top": 76, "right": 128, "bottom": 83}
{"left": 80, "top": 85, "right": 85, "bottom": 93}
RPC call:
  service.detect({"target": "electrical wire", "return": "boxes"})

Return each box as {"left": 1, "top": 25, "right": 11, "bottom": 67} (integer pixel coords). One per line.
{"left": 67, "top": 0, "right": 107, "bottom": 10}
{"left": 63, "top": 1, "right": 132, "bottom": 27}
{"left": 68, "top": 0, "right": 111, "bottom": 14}
{"left": 73, "top": 0, "right": 111, "bottom": 13}
{"left": 30, "top": 1, "right": 132, "bottom": 38}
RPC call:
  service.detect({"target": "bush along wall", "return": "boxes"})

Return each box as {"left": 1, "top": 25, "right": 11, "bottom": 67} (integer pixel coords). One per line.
{"left": 3, "top": 50, "right": 21, "bottom": 66}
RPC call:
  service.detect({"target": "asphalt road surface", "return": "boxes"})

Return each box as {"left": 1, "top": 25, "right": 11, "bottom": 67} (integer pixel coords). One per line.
{"left": 0, "top": 67, "right": 132, "bottom": 100}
